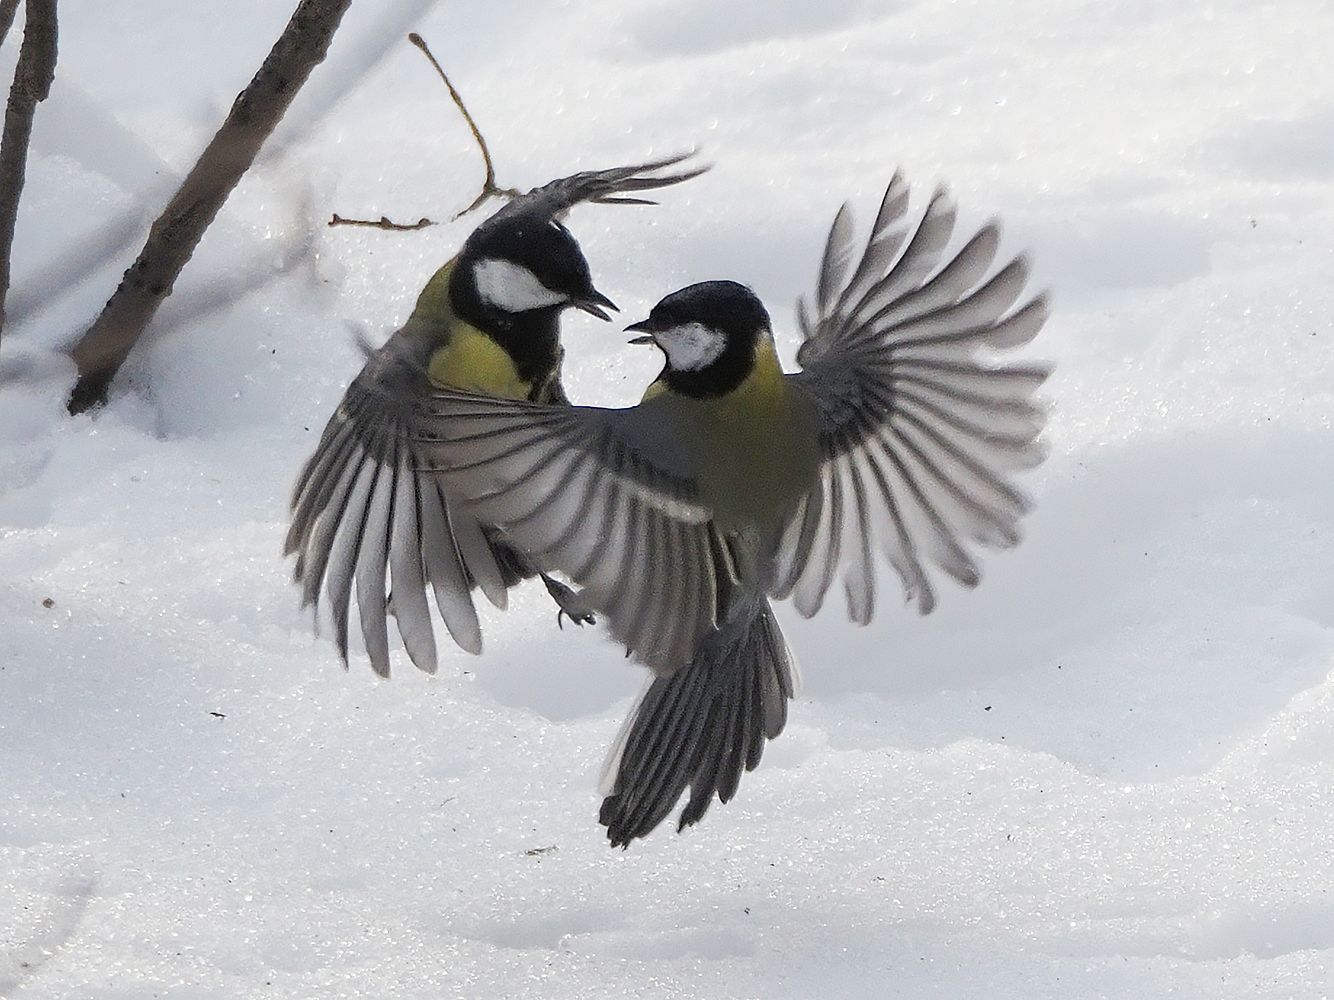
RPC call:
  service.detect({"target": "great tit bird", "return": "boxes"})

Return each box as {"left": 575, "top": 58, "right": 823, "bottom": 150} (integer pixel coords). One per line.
{"left": 286, "top": 154, "right": 707, "bottom": 677}
{"left": 416, "top": 172, "right": 1050, "bottom": 845}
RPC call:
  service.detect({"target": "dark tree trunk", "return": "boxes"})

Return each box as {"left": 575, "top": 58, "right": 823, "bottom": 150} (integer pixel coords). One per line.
{"left": 66, "top": 0, "right": 354, "bottom": 415}
{"left": 0, "top": 0, "right": 58, "bottom": 341}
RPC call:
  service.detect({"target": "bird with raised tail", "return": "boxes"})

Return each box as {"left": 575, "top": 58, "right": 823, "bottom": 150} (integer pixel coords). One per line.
{"left": 416, "top": 172, "right": 1052, "bottom": 846}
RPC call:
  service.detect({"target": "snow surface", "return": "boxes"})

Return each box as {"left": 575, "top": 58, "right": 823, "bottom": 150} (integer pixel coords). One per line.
{"left": 2, "top": 0, "right": 1333, "bottom": 997}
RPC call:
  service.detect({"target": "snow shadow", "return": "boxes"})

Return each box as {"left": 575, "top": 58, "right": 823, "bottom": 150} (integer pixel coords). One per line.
{"left": 476, "top": 422, "right": 1333, "bottom": 785}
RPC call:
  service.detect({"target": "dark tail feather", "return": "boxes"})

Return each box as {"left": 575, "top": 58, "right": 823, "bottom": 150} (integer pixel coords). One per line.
{"left": 598, "top": 598, "right": 797, "bottom": 848}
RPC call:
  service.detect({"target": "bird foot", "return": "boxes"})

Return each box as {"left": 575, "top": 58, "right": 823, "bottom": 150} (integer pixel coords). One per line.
{"left": 542, "top": 574, "right": 595, "bottom": 629}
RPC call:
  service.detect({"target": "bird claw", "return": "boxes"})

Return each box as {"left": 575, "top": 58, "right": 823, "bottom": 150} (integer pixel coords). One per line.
{"left": 542, "top": 575, "right": 595, "bottom": 629}
{"left": 555, "top": 607, "right": 595, "bottom": 630}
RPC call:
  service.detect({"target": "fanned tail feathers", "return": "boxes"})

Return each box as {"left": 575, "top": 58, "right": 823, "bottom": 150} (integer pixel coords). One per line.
{"left": 598, "top": 598, "right": 796, "bottom": 848}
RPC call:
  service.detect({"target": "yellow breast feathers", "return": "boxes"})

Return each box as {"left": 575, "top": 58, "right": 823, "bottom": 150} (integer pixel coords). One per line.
{"left": 406, "top": 257, "right": 533, "bottom": 401}
{"left": 649, "top": 339, "right": 822, "bottom": 535}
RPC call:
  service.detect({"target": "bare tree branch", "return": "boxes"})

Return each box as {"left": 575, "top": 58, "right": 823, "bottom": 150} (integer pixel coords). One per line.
{"left": 8, "top": 3, "right": 440, "bottom": 336}
{"left": 0, "top": 0, "right": 20, "bottom": 49}
{"left": 327, "top": 33, "right": 519, "bottom": 232}
{"left": 66, "top": 0, "right": 353, "bottom": 415}
{"left": 266, "top": 0, "right": 442, "bottom": 162}
{"left": 328, "top": 212, "right": 434, "bottom": 230}
{"left": 0, "top": 0, "right": 57, "bottom": 342}
{"left": 407, "top": 32, "right": 519, "bottom": 219}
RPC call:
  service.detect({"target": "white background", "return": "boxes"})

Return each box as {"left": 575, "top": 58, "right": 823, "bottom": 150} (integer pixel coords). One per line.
{"left": 1, "top": 0, "right": 1332, "bottom": 996}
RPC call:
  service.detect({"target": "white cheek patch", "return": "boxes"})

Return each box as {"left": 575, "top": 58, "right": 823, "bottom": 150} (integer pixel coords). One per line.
{"left": 655, "top": 322, "right": 727, "bottom": 371}
{"left": 473, "top": 258, "right": 568, "bottom": 312}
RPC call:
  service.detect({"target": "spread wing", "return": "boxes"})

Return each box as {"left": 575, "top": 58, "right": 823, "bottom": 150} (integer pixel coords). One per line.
{"left": 481, "top": 152, "right": 709, "bottom": 228}
{"left": 286, "top": 338, "right": 522, "bottom": 676}
{"left": 287, "top": 154, "right": 709, "bottom": 677}
{"left": 775, "top": 172, "right": 1051, "bottom": 621}
{"left": 413, "top": 392, "right": 737, "bottom": 674}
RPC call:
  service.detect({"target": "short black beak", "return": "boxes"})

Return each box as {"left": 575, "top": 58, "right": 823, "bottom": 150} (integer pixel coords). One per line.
{"left": 573, "top": 288, "right": 618, "bottom": 322}
{"left": 625, "top": 317, "right": 656, "bottom": 344}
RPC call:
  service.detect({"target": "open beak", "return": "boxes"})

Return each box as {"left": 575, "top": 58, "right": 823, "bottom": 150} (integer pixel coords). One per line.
{"left": 573, "top": 288, "right": 618, "bottom": 322}
{"left": 625, "top": 317, "right": 656, "bottom": 345}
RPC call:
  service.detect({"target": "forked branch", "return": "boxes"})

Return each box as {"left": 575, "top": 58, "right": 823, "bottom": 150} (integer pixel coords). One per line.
{"left": 406, "top": 32, "right": 520, "bottom": 219}
{"left": 330, "top": 33, "right": 520, "bottom": 231}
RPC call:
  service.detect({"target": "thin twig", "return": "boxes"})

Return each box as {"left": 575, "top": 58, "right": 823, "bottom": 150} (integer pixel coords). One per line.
{"left": 66, "top": 0, "right": 353, "bottom": 414}
{"left": 325, "top": 33, "right": 518, "bottom": 231}
{"left": 408, "top": 31, "right": 520, "bottom": 219}
{"left": 328, "top": 212, "right": 435, "bottom": 231}
{"left": 0, "top": 0, "right": 57, "bottom": 342}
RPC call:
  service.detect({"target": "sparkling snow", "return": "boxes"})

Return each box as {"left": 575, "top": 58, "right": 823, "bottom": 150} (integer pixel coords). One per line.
{"left": 2, "top": 0, "right": 1332, "bottom": 997}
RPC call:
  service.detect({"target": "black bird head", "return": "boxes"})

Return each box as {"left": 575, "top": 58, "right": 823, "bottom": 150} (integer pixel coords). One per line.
{"left": 448, "top": 152, "right": 707, "bottom": 334}
{"left": 454, "top": 215, "right": 617, "bottom": 329}
{"left": 626, "top": 280, "right": 771, "bottom": 398}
